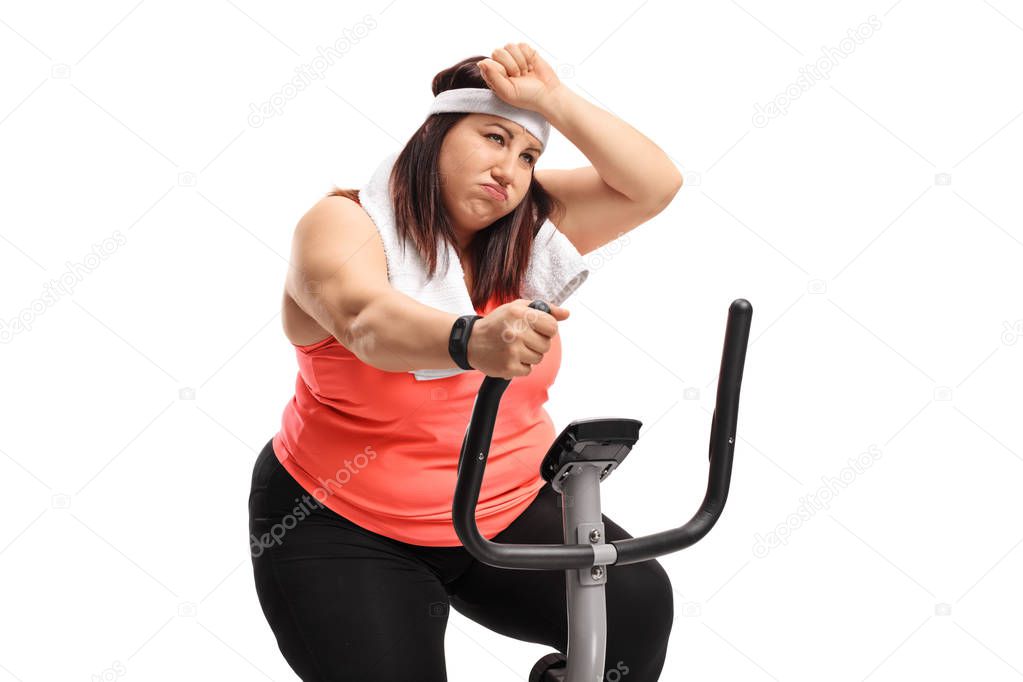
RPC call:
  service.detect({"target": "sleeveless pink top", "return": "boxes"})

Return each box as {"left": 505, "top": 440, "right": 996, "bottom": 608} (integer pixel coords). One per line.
{"left": 272, "top": 293, "right": 560, "bottom": 547}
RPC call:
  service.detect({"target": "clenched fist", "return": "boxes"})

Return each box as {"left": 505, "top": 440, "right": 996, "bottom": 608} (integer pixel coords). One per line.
{"left": 467, "top": 298, "right": 570, "bottom": 379}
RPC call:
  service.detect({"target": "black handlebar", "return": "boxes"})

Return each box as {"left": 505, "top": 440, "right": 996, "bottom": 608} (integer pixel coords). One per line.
{"left": 452, "top": 299, "right": 752, "bottom": 569}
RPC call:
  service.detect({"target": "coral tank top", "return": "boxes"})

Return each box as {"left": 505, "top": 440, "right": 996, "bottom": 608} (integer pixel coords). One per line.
{"left": 272, "top": 260, "right": 559, "bottom": 547}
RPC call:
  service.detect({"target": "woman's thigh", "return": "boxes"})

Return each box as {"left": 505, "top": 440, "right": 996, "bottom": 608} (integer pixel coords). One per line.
{"left": 249, "top": 440, "right": 452, "bottom": 682}
{"left": 446, "top": 482, "right": 675, "bottom": 682}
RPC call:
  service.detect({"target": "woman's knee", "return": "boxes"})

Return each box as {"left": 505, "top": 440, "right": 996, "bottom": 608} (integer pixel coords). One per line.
{"left": 248, "top": 473, "right": 452, "bottom": 680}
{"left": 605, "top": 559, "right": 674, "bottom": 679}
{"left": 253, "top": 549, "right": 452, "bottom": 682}
{"left": 615, "top": 559, "right": 673, "bottom": 629}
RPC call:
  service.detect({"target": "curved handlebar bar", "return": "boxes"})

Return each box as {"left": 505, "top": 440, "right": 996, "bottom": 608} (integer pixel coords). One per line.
{"left": 452, "top": 299, "right": 752, "bottom": 569}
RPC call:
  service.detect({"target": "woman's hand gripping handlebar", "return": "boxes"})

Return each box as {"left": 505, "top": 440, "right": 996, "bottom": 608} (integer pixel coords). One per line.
{"left": 466, "top": 299, "right": 569, "bottom": 379}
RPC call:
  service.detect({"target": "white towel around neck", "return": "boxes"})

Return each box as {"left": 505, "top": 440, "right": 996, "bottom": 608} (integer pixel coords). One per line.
{"left": 355, "top": 149, "right": 590, "bottom": 381}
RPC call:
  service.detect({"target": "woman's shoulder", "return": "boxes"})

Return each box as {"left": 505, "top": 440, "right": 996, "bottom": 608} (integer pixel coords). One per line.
{"left": 326, "top": 187, "right": 362, "bottom": 206}
{"left": 300, "top": 191, "right": 372, "bottom": 233}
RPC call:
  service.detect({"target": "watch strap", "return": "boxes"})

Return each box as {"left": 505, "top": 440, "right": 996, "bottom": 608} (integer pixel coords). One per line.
{"left": 448, "top": 314, "right": 482, "bottom": 370}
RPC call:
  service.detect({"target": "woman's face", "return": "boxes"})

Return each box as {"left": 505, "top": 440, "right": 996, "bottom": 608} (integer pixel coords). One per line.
{"left": 436, "top": 113, "right": 544, "bottom": 245}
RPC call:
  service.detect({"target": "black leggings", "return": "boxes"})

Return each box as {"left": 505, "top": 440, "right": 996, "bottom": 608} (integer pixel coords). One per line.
{"left": 248, "top": 437, "right": 674, "bottom": 681}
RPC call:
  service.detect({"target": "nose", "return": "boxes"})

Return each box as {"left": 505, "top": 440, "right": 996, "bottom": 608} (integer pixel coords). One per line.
{"left": 491, "top": 154, "right": 516, "bottom": 187}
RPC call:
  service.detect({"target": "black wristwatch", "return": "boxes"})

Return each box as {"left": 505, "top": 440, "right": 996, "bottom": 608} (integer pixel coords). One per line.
{"left": 448, "top": 314, "right": 483, "bottom": 370}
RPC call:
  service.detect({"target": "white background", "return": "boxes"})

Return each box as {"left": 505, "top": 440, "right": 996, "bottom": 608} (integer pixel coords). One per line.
{"left": 2, "top": 1, "right": 1022, "bottom": 680}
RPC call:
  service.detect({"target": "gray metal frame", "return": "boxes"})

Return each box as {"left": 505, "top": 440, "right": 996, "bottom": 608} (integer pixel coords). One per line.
{"left": 556, "top": 460, "right": 619, "bottom": 682}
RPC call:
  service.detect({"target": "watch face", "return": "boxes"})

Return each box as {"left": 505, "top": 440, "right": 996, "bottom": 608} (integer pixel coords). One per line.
{"left": 449, "top": 317, "right": 473, "bottom": 370}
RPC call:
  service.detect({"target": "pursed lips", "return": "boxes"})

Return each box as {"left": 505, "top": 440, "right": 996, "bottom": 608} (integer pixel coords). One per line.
{"left": 480, "top": 183, "right": 508, "bottom": 201}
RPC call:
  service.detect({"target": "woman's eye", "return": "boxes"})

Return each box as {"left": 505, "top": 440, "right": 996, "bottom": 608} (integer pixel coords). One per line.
{"left": 486, "top": 133, "right": 534, "bottom": 164}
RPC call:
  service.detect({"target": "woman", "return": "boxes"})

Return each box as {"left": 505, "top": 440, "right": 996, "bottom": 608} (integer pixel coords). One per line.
{"left": 249, "top": 43, "right": 683, "bottom": 681}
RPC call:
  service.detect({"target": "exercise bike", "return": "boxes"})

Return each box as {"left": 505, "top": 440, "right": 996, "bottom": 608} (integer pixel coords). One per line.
{"left": 453, "top": 298, "right": 752, "bottom": 682}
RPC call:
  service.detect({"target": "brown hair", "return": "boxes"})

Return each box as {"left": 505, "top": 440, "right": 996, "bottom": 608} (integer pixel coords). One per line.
{"left": 328, "top": 56, "right": 562, "bottom": 311}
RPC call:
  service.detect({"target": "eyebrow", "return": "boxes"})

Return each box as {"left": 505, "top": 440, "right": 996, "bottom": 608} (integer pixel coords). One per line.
{"left": 485, "top": 121, "right": 543, "bottom": 155}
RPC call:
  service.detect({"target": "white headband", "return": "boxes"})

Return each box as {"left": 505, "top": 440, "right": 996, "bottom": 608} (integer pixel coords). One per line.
{"left": 426, "top": 87, "right": 550, "bottom": 150}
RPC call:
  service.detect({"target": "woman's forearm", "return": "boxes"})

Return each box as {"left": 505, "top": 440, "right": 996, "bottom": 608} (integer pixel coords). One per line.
{"left": 539, "top": 85, "right": 682, "bottom": 203}
{"left": 346, "top": 290, "right": 461, "bottom": 373}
